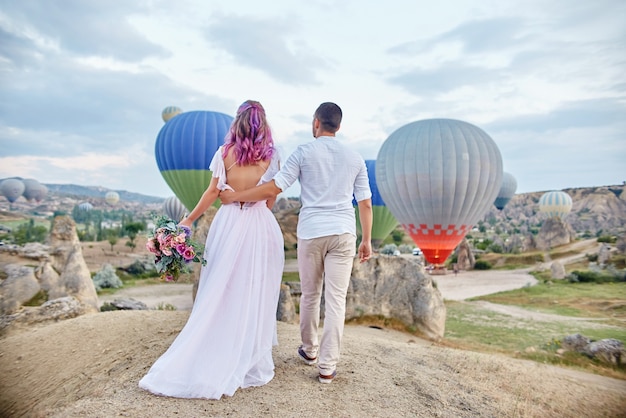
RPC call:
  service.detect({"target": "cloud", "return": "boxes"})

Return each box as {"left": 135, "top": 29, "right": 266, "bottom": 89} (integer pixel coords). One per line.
{"left": 0, "top": 0, "right": 167, "bottom": 62}
{"left": 205, "top": 14, "right": 324, "bottom": 85}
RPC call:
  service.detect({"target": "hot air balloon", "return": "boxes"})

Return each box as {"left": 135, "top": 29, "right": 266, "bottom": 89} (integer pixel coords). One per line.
{"left": 353, "top": 160, "right": 398, "bottom": 248}
{"left": 22, "top": 178, "right": 47, "bottom": 202}
{"left": 376, "top": 119, "right": 503, "bottom": 265}
{"left": 539, "top": 190, "right": 572, "bottom": 219}
{"left": 494, "top": 172, "right": 517, "bottom": 210}
{"left": 0, "top": 178, "right": 25, "bottom": 203}
{"left": 155, "top": 110, "right": 233, "bottom": 211}
{"left": 162, "top": 106, "right": 183, "bottom": 123}
{"left": 78, "top": 202, "right": 93, "bottom": 211}
{"left": 105, "top": 191, "right": 120, "bottom": 205}
{"left": 163, "top": 196, "right": 187, "bottom": 222}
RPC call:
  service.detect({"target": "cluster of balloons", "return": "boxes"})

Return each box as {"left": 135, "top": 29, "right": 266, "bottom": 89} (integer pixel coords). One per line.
{"left": 0, "top": 178, "right": 47, "bottom": 203}
{"left": 154, "top": 107, "right": 574, "bottom": 265}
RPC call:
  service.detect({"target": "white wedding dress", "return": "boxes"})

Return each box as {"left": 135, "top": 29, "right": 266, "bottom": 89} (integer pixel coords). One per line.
{"left": 139, "top": 148, "right": 284, "bottom": 399}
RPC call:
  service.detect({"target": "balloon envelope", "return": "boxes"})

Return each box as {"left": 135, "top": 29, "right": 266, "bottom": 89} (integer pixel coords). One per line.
{"left": 163, "top": 196, "right": 187, "bottom": 222}
{"left": 105, "top": 191, "right": 120, "bottom": 205}
{"left": 494, "top": 172, "right": 517, "bottom": 210}
{"left": 78, "top": 202, "right": 93, "bottom": 211}
{"left": 376, "top": 119, "right": 503, "bottom": 264}
{"left": 162, "top": 106, "right": 183, "bottom": 123}
{"left": 353, "top": 160, "right": 398, "bottom": 247}
{"left": 155, "top": 110, "right": 233, "bottom": 211}
{"left": 539, "top": 190, "right": 572, "bottom": 219}
{"left": 0, "top": 178, "right": 25, "bottom": 203}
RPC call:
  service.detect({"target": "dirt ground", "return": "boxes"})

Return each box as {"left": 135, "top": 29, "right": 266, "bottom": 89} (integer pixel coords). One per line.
{"left": 2, "top": 238, "right": 626, "bottom": 417}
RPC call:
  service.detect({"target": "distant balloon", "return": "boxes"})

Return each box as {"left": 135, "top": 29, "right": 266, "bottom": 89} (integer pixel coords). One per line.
{"left": 155, "top": 110, "right": 233, "bottom": 211}
{"left": 105, "top": 191, "right": 120, "bottom": 205}
{"left": 0, "top": 178, "right": 25, "bottom": 203}
{"left": 376, "top": 119, "right": 503, "bottom": 265}
{"left": 353, "top": 160, "right": 398, "bottom": 248}
{"left": 162, "top": 106, "right": 183, "bottom": 123}
{"left": 22, "top": 178, "right": 47, "bottom": 202}
{"left": 163, "top": 196, "right": 187, "bottom": 222}
{"left": 78, "top": 202, "right": 93, "bottom": 211}
{"left": 539, "top": 190, "right": 572, "bottom": 219}
{"left": 494, "top": 172, "right": 517, "bottom": 210}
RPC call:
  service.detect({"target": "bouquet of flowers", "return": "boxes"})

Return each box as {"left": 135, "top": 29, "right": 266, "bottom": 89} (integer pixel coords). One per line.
{"left": 146, "top": 214, "right": 206, "bottom": 282}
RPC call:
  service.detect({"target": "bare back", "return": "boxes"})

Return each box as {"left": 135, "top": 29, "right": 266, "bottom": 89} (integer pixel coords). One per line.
{"left": 222, "top": 149, "right": 271, "bottom": 192}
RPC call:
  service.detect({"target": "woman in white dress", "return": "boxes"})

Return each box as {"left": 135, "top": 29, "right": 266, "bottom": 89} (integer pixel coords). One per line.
{"left": 139, "top": 100, "right": 285, "bottom": 399}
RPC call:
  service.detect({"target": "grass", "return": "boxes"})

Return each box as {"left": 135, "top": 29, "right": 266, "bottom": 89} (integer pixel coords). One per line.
{"left": 442, "top": 281, "right": 626, "bottom": 379}
{"left": 282, "top": 271, "right": 300, "bottom": 282}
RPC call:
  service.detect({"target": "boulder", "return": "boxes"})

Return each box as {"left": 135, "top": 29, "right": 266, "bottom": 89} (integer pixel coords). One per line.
{"left": 455, "top": 238, "right": 475, "bottom": 270}
{"left": 347, "top": 255, "right": 446, "bottom": 340}
{"left": 46, "top": 216, "right": 99, "bottom": 313}
{"left": 535, "top": 218, "right": 576, "bottom": 250}
{"left": 598, "top": 243, "right": 611, "bottom": 265}
{"left": 104, "top": 298, "right": 148, "bottom": 311}
{"left": 550, "top": 261, "right": 566, "bottom": 280}
{"left": 582, "top": 339, "right": 625, "bottom": 366}
{"left": 0, "top": 264, "right": 41, "bottom": 315}
{"left": 562, "top": 333, "right": 590, "bottom": 351}
{"left": 276, "top": 283, "right": 296, "bottom": 323}
{"left": 0, "top": 296, "right": 88, "bottom": 336}
{"left": 191, "top": 207, "right": 218, "bottom": 301}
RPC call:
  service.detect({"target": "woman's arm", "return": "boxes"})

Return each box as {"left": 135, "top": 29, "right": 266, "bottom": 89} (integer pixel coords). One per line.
{"left": 179, "top": 177, "right": 220, "bottom": 227}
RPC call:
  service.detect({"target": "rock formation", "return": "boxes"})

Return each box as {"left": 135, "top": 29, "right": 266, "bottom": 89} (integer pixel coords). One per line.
{"left": 550, "top": 261, "right": 566, "bottom": 279}
{"left": 0, "top": 216, "right": 99, "bottom": 334}
{"left": 535, "top": 217, "right": 576, "bottom": 250}
{"left": 455, "top": 238, "right": 475, "bottom": 270}
{"left": 347, "top": 255, "right": 446, "bottom": 340}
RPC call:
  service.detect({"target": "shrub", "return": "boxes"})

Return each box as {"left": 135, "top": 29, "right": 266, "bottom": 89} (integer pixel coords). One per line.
{"left": 474, "top": 260, "right": 492, "bottom": 270}
{"left": 567, "top": 269, "right": 626, "bottom": 283}
{"left": 597, "top": 235, "right": 617, "bottom": 244}
{"left": 398, "top": 244, "right": 413, "bottom": 254}
{"left": 380, "top": 244, "right": 398, "bottom": 255}
{"left": 93, "top": 264, "right": 123, "bottom": 291}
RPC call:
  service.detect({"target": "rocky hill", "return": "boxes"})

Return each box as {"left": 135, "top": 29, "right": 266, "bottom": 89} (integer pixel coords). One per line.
{"left": 483, "top": 184, "right": 626, "bottom": 238}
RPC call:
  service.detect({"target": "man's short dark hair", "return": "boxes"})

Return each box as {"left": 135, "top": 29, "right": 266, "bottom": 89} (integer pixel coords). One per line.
{"left": 314, "top": 102, "right": 342, "bottom": 133}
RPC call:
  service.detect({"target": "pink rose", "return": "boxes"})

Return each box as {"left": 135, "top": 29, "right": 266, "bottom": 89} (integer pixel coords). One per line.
{"left": 182, "top": 247, "right": 196, "bottom": 261}
{"left": 175, "top": 243, "right": 187, "bottom": 255}
{"left": 146, "top": 239, "right": 161, "bottom": 255}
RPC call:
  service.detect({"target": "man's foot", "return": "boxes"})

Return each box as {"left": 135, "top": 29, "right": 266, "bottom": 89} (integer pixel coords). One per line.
{"left": 297, "top": 346, "right": 317, "bottom": 365}
{"left": 318, "top": 370, "right": 337, "bottom": 384}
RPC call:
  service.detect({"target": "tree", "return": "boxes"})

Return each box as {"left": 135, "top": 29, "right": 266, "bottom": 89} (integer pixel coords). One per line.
{"left": 107, "top": 229, "right": 119, "bottom": 252}
{"left": 124, "top": 222, "right": 145, "bottom": 252}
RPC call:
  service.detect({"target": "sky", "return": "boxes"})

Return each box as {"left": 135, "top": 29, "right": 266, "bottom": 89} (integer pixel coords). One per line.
{"left": 0, "top": 0, "right": 624, "bottom": 200}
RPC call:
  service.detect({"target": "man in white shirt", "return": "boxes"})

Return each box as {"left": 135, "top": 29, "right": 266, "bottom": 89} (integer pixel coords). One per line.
{"left": 220, "top": 102, "right": 373, "bottom": 384}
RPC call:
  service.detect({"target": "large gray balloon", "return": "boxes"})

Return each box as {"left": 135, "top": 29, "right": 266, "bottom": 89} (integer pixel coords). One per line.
{"left": 494, "top": 172, "right": 517, "bottom": 210}
{"left": 163, "top": 196, "right": 187, "bottom": 222}
{"left": 22, "top": 178, "right": 47, "bottom": 202}
{"left": 0, "top": 178, "right": 26, "bottom": 203}
{"left": 376, "top": 118, "right": 503, "bottom": 264}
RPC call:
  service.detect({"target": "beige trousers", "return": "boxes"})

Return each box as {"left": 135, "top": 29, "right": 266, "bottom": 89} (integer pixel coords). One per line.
{"left": 297, "top": 233, "right": 356, "bottom": 375}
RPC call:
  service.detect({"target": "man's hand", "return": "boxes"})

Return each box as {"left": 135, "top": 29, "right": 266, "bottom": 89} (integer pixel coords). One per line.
{"left": 219, "top": 189, "right": 236, "bottom": 204}
{"left": 358, "top": 240, "right": 372, "bottom": 263}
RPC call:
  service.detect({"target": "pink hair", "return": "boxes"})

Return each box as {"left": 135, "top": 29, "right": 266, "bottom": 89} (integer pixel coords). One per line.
{"left": 222, "top": 100, "right": 275, "bottom": 165}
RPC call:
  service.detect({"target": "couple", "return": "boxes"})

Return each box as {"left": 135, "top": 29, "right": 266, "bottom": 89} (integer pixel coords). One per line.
{"left": 139, "top": 100, "right": 373, "bottom": 399}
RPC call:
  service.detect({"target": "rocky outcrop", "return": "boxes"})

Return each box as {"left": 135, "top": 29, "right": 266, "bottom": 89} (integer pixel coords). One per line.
{"left": 347, "top": 255, "right": 446, "bottom": 340}
{"left": 535, "top": 217, "right": 576, "bottom": 250}
{"left": 0, "top": 216, "right": 99, "bottom": 333}
{"left": 455, "top": 238, "right": 475, "bottom": 270}
{"left": 0, "top": 264, "right": 41, "bottom": 315}
{"left": 191, "top": 207, "right": 218, "bottom": 301}
{"left": 45, "top": 216, "right": 99, "bottom": 312}
{"left": 0, "top": 296, "right": 89, "bottom": 336}
{"left": 562, "top": 333, "right": 625, "bottom": 366}
{"left": 276, "top": 284, "right": 296, "bottom": 323}
{"left": 550, "top": 261, "right": 566, "bottom": 279}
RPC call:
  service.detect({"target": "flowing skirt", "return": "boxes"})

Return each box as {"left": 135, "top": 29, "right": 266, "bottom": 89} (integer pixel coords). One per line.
{"left": 139, "top": 202, "right": 284, "bottom": 399}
